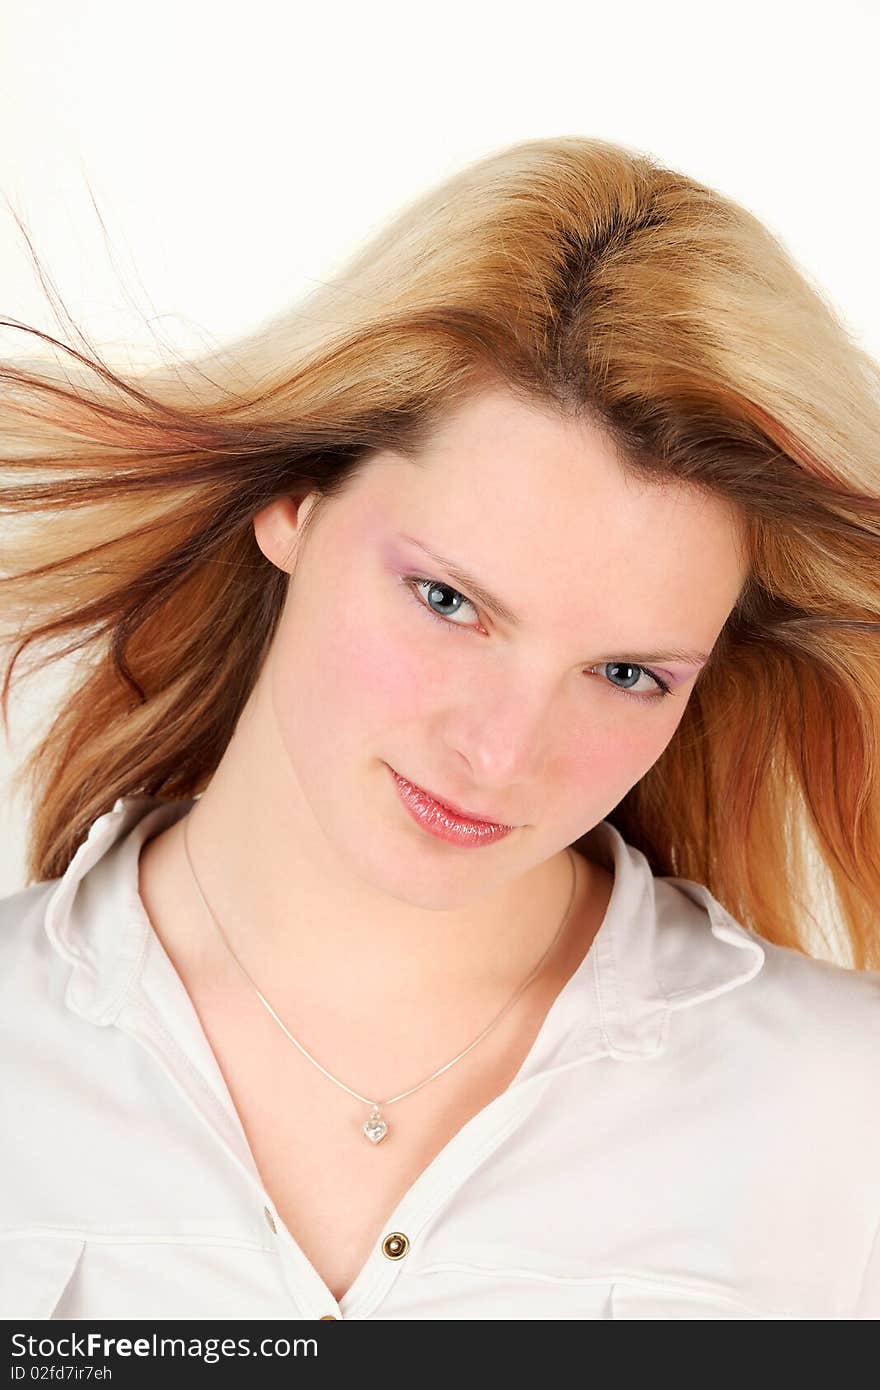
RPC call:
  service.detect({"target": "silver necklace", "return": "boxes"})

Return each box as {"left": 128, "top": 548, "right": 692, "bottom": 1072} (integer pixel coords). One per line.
{"left": 181, "top": 814, "right": 578, "bottom": 1145}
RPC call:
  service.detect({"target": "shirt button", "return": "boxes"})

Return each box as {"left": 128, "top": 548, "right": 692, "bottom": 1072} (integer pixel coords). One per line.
{"left": 381, "top": 1231, "right": 409, "bottom": 1260}
{"left": 319, "top": 1315, "right": 338, "bottom": 1320}
{"left": 263, "top": 1206, "right": 277, "bottom": 1233}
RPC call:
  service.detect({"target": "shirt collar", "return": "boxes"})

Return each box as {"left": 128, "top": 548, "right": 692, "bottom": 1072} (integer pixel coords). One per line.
{"left": 40, "top": 793, "right": 766, "bottom": 1059}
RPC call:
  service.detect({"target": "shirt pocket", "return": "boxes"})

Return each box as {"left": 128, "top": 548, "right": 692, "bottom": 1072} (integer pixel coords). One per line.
{"left": 609, "top": 1279, "right": 798, "bottom": 1320}
{"left": 0, "top": 1236, "right": 86, "bottom": 1319}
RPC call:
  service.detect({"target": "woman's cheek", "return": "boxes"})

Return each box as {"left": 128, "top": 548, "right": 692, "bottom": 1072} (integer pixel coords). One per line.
{"left": 309, "top": 601, "right": 441, "bottom": 725}
{"left": 557, "top": 714, "right": 667, "bottom": 814}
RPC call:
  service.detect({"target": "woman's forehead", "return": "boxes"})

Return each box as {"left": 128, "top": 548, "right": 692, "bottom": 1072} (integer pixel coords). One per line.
{"left": 353, "top": 413, "right": 748, "bottom": 579}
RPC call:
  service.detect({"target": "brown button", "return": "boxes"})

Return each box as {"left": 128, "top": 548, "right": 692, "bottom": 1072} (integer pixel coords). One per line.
{"left": 381, "top": 1231, "right": 409, "bottom": 1260}
{"left": 319, "top": 1314, "right": 338, "bottom": 1320}
{"left": 263, "top": 1206, "right": 277, "bottom": 1234}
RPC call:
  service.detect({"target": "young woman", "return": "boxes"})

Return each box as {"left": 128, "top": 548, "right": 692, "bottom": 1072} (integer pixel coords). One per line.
{"left": 1, "top": 136, "right": 878, "bottom": 1321}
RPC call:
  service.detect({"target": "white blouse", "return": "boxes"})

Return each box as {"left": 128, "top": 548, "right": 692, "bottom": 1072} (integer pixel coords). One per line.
{"left": 1, "top": 794, "right": 878, "bottom": 1321}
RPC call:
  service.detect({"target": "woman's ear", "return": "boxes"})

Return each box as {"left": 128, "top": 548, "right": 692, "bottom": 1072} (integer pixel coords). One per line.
{"left": 253, "top": 492, "right": 320, "bottom": 573}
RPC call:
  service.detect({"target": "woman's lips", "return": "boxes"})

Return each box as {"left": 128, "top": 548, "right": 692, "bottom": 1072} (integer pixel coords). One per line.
{"left": 386, "top": 765, "right": 516, "bottom": 847}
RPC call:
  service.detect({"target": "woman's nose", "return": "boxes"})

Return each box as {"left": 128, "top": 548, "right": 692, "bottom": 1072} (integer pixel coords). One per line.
{"left": 444, "top": 673, "right": 557, "bottom": 787}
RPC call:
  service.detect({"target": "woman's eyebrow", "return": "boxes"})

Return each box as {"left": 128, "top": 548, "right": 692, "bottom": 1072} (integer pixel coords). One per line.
{"left": 399, "top": 532, "right": 521, "bottom": 625}
{"left": 397, "top": 532, "right": 711, "bottom": 667}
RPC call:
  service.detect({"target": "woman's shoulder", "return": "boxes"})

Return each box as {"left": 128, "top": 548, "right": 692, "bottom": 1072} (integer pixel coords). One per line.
{"left": 657, "top": 870, "right": 880, "bottom": 1015}
{"left": 653, "top": 872, "right": 880, "bottom": 1093}
{"left": 0, "top": 878, "right": 69, "bottom": 1033}
{"left": 747, "top": 926, "right": 880, "bottom": 1030}
{"left": 0, "top": 877, "right": 59, "bottom": 951}
{"left": 713, "top": 914, "right": 880, "bottom": 1106}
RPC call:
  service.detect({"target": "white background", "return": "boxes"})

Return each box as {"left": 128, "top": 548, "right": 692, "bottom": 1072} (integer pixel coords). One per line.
{"left": 1, "top": 0, "right": 877, "bottom": 894}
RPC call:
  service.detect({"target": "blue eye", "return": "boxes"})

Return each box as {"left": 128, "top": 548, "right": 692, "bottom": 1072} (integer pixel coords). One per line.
{"left": 402, "top": 574, "right": 674, "bottom": 704}
{"left": 407, "top": 577, "right": 479, "bottom": 626}
{"left": 597, "top": 660, "right": 672, "bottom": 702}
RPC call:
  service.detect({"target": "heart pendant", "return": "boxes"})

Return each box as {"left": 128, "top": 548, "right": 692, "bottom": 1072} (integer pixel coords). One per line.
{"left": 363, "top": 1107, "right": 389, "bottom": 1144}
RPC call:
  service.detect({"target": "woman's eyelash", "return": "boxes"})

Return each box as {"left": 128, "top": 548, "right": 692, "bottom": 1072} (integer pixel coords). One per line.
{"left": 401, "top": 574, "right": 674, "bottom": 704}
{"left": 404, "top": 575, "right": 480, "bottom": 626}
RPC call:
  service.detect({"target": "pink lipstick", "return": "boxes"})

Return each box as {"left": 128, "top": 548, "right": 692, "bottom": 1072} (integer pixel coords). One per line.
{"left": 387, "top": 765, "right": 516, "bottom": 847}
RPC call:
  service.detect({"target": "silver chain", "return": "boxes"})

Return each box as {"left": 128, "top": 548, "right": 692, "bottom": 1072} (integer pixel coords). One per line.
{"left": 181, "top": 811, "right": 578, "bottom": 1139}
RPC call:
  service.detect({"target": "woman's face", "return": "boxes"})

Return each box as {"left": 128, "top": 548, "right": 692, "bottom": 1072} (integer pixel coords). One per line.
{"left": 253, "top": 385, "right": 750, "bottom": 903}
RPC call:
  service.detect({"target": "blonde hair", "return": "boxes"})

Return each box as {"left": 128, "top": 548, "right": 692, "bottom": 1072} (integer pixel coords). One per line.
{"left": 2, "top": 136, "right": 879, "bottom": 968}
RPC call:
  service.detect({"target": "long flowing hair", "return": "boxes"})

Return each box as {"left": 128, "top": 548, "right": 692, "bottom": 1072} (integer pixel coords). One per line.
{"left": 3, "top": 136, "right": 879, "bottom": 968}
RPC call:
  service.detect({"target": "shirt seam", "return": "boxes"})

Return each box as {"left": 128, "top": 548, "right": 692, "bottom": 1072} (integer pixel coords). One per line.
{"left": 0, "top": 1226, "right": 275, "bottom": 1252}
{"left": 408, "top": 1261, "right": 802, "bottom": 1318}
